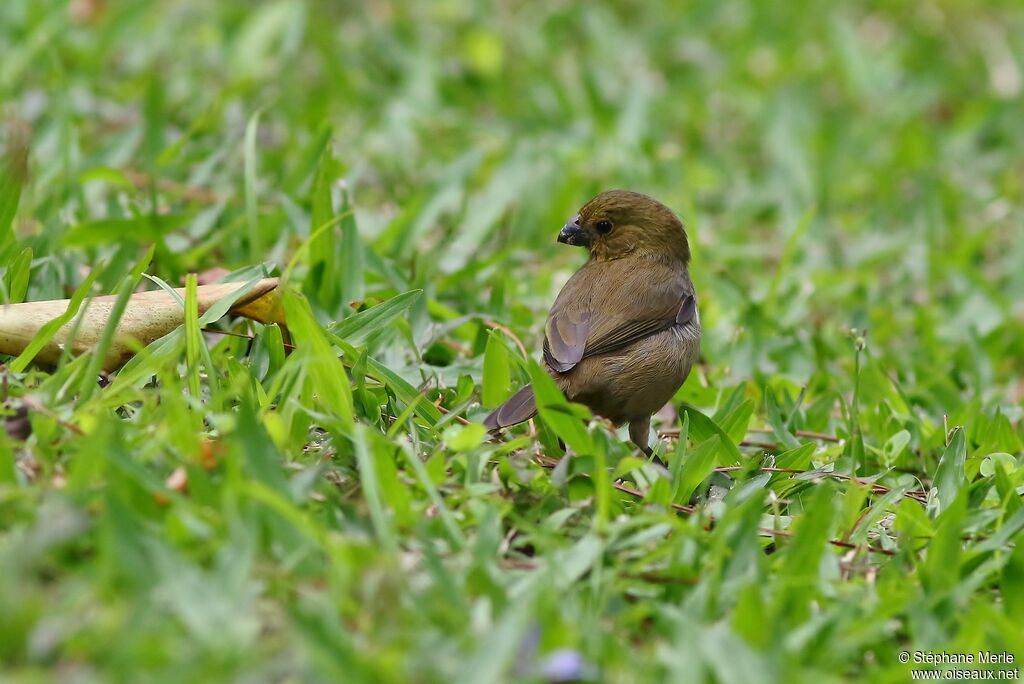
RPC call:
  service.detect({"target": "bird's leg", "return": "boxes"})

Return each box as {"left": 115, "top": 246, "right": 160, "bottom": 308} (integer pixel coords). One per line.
{"left": 629, "top": 417, "right": 667, "bottom": 467}
{"left": 628, "top": 416, "right": 652, "bottom": 453}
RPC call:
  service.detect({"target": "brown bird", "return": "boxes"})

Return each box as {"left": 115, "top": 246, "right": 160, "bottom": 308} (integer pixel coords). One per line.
{"left": 484, "top": 189, "right": 700, "bottom": 456}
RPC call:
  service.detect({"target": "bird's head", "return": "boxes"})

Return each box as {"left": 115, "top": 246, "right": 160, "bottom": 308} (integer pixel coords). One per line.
{"left": 557, "top": 190, "right": 690, "bottom": 264}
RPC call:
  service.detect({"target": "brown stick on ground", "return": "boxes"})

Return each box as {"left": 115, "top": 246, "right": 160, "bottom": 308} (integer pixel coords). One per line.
{"left": 0, "top": 278, "right": 284, "bottom": 371}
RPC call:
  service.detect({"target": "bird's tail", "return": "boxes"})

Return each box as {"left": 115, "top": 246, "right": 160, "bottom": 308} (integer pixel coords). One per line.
{"left": 483, "top": 385, "right": 537, "bottom": 431}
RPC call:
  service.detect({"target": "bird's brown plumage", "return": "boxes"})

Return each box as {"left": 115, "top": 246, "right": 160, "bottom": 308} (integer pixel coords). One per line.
{"left": 483, "top": 189, "right": 701, "bottom": 455}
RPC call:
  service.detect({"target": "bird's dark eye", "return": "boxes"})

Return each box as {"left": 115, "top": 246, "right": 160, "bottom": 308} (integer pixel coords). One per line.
{"left": 595, "top": 219, "right": 613, "bottom": 234}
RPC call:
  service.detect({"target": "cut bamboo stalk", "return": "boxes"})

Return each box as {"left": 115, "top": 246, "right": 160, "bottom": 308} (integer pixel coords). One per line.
{"left": 0, "top": 278, "right": 284, "bottom": 371}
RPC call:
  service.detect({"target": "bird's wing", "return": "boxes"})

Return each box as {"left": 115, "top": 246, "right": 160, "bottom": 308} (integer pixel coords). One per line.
{"left": 543, "top": 260, "right": 695, "bottom": 373}
{"left": 542, "top": 307, "right": 591, "bottom": 372}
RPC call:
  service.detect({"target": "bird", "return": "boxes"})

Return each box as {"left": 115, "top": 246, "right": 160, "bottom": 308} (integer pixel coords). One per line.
{"left": 483, "top": 189, "right": 700, "bottom": 457}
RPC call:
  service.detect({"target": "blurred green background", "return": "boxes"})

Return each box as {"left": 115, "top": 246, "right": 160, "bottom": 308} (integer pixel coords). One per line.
{"left": 2, "top": 0, "right": 1024, "bottom": 681}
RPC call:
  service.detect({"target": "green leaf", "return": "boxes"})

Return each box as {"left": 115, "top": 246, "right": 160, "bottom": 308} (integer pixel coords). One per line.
{"left": 680, "top": 404, "right": 743, "bottom": 465}
{"left": 718, "top": 398, "right": 755, "bottom": 446}
{"left": 76, "top": 245, "right": 154, "bottom": 400}
{"left": 230, "top": 0, "right": 307, "bottom": 78}
{"left": 330, "top": 290, "right": 423, "bottom": 343}
{"left": 777, "top": 482, "right": 837, "bottom": 602}
{"left": 307, "top": 147, "right": 340, "bottom": 307}
{"left": 445, "top": 423, "right": 487, "bottom": 452}
{"left": 244, "top": 109, "right": 264, "bottom": 264}
{"left": 979, "top": 452, "right": 1015, "bottom": 478}
{"left": 893, "top": 497, "right": 933, "bottom": 542}
{"left": 183, "top": 274, "right": 203, "bottom": 400}
{"left": 668, "top": 412, "right": 690, "bottom": 485}
{"left": 353, "top": 426, "right": 396, "bottom": 552}
{"left": 921, "top": 489, "right": 967, "bottom": 596}
{"left": 993, "top": 465, "right": 1023, "bottom": 516}
{"left": 933, "top": 427, "right": 967, "bottom": 516}
{"left": 198, "top": 276, "right": 268, "bottom": 327}
{"left": 526, "top": 358, "right": 592, "bottom": 454}
{"left": 328, "top": 332, "right": 442, "bottom": 426}
{"left": 549, "top": 533, "right": 604, "bottom": 588}
{"left": 0, "top": 123, "right": 28, "bottom": 241}
{"left": 235, "top": 401, "right": 290, "bottom": 495}
{"left": 308, "top": 144, "right": 336, "bottom": 248}
{"left": 1001, "top": 536, "right": 1024, "bottom": 620}
{"left": 846, "top": 483, "right": 909, "bottom": 544}
{"left": 63, "top": 214, "right": 191, "bottom": 247}
{"left": 774, "top": 442, "right": 816, "bottom": 471}
{"left": 3, "top": 246, "right": 31, "bottom": 304}
{"left": 612, "top": 456, "right": 648, "bottom": 479}
{"left": 455, "top": 594, "right": 532, "bottom": 684}
{"left": 880, "top": 429, "right": 911, "bottom": 468}
{"left": 338, "top": 189, "right": 365, "bottom": 307}
{"left": 673, "top": 435, "right": 719, "bottom": 505}
{"left": 283, "top": 289, "right": 354, "bottom": 430}
{"left": 765, "top": 389, "right": 800, "bottom": 450}
{"left": 481, "top": 331, "right": 511, "bottom": 409}
{"left": 713, "top": 384, "right": 748, "bottom": 424}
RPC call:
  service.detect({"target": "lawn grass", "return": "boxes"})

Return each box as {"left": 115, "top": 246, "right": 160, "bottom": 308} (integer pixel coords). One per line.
{"left": 2, "top": 0, "right": 1024, "bottom": 681}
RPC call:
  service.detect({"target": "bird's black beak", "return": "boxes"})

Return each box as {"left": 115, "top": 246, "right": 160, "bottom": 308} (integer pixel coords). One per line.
{"left": 557, "top": 215, "right": 589, "bottom": 247}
